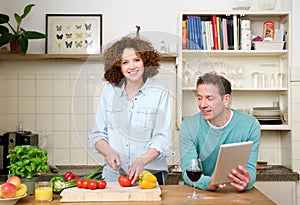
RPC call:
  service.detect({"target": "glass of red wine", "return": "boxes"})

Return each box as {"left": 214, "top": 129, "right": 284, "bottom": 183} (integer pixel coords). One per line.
{"left": 186, "top": 158, "right": 203, "bottom": 199}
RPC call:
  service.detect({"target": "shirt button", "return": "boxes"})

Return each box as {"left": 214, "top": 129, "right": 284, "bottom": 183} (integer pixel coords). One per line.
{"left": 126, "top": 144, "right": 129, "bottom": 147}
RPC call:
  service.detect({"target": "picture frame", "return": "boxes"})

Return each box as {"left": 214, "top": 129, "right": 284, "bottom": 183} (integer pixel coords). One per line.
{"left": 45, "top": 14, "right": 102, "bottom": 54}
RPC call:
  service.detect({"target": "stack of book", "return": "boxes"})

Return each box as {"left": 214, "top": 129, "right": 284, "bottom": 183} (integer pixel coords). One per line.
{"left": 182, "top": 14, "right": 241, "bottom": 50}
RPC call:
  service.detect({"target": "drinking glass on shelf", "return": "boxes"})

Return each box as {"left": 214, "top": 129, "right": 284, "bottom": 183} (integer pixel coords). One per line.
{"left": 186, "top": 158, "right": 203, "bottom": 199}
{"left": 277, "top": 72, "right": 285, "bottom": 88}
{"left": 251, "top": 72, "right": 261, "bottom": 88}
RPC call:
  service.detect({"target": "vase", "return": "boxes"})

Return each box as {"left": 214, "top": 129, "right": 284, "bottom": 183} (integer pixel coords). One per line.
{"left": 21, "top": 176, "right": 39, "bottom": 195}
{"left": 10, "top": 40, "right": 21, "bottom": 53}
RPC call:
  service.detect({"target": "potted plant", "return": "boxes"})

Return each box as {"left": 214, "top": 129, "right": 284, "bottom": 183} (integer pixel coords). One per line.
{"left": 0, "top": 4, "right": 46, "bottom": 54}
{"left": 7, "top": 145, "right": 50, "bottom": 194}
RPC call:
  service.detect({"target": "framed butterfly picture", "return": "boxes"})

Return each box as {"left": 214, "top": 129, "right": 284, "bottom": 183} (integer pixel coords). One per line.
{"left": 46, "top": 14, "right": 102, "bottom": 54}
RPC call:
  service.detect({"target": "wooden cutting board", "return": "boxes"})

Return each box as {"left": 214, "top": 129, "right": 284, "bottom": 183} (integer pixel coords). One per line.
{"left": 60, "top": 182, "right": 161, "bottom": 202}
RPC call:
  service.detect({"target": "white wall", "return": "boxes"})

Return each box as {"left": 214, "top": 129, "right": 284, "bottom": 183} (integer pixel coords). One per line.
{"left": 0, "top": 0, "right": 290, "bottom": 53}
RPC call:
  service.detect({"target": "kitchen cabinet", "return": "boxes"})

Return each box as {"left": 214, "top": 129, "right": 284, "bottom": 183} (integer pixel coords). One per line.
{"left": 255, "top": 181, "right": 296, "bottom": 205}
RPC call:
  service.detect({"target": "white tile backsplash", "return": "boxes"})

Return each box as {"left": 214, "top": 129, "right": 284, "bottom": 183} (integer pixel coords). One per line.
{"left": 71, "top": 114, "right": 88, "bottom": 131}
{"left": 53, "top": 131, "right": 70, "bottom": 149}
{"left": 70, "top": 131, "right": 88, "bottom": 149}
{"left": 36, "top": 97, "right": 53, "bottom": 113}
{"left": 53, "top": 79, "right": 70, "bottom": 96}
{"left": 70, "top": 149, "right": 88, "bottom": 165}
{"left": 53, "top": 114, "right": 70, "bottom": 131}
{"left": 18, "top": 80, "right": 35, "bottom": 96}
{"left": 19, "top": 114, "right": 36, "bottom": 131}
{"left": 36, "top": 114, "right": 53, "bottom": 131}
{"left": 72, "top": 97, "right": 88, "bottom": 114}
{"left": 3, "top": 97, "right": 17, "bottom": 114}
{"left": 53, "top": 97, "right": 71, "bottom": 113}
{"left": 3, "top": 78, "right": 17, "bottom": 96}
{"left": 19, "top": 97, "right": 35, "bottom": 113}
{"left": 36, "top": 79, "right": 53, "bottom": 96}
{"left": 53, "top": 149, "right": 71, "bottom": 165}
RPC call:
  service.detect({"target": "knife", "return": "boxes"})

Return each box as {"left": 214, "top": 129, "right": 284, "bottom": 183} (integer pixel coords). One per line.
{"left": 114, "top": 159, "right": 127, "bottom": 176}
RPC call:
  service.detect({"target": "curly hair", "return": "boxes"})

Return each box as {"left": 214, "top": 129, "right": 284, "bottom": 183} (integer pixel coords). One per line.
{"left": 103, "top": 36, "right": 161, "bottom": 86}
{"left": 196, "top": 72, "right": 232, "bottom": 96}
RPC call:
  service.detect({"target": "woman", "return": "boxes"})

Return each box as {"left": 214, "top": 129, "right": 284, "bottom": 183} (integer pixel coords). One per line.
{"left": 89, "top": 36, "right": 173, "bottom": 185}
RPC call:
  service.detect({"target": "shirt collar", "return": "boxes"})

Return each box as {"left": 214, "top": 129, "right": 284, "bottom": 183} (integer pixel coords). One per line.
{"left": 117, "top": 78, "right": 153, "bottom": 97}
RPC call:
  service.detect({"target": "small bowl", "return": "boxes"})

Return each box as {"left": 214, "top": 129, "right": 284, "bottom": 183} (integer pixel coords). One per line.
{"left": 0, "top": 194, "right": 27, "bottom": 205}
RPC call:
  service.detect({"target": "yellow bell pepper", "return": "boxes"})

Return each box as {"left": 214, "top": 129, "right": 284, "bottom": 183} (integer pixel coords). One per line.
{"left": 138, "top": 170, "right": 157, "bottom": 189}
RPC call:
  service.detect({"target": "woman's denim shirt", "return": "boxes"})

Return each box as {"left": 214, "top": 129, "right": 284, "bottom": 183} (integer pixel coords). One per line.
{"left": 89, "top": 77, "right": 173, "bottom": 180}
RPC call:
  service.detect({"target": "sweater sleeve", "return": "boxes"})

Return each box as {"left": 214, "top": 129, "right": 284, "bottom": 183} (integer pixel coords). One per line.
{"left": 245, "top": 118, "right": 261, "bottom": 190}
{"left": 179, "top": 116, "right": 210, "bottom": 190}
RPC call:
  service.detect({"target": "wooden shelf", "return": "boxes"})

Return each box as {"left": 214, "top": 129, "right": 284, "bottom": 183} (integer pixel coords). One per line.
{"left": 0, "top": 53, "right": 177, "bottom": 61}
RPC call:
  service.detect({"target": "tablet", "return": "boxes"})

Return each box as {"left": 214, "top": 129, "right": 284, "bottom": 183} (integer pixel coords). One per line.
{"left": 210, "top": 141, "right": 253, "bottom": 185}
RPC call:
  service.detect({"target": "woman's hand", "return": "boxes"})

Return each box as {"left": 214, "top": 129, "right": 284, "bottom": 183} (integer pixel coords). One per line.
{"left": 105, "top": 150, "right": 120, "bottom": 171}
{"left": 128, "top": 158, "right": 145, "bottom": 184}
{"left": 228, "top": 165, "right": 250, "bottom": 191}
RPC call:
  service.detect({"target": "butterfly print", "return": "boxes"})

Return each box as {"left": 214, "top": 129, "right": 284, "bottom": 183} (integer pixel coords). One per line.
{"left": 75, "top": 25, "right": 82, "bottom": 29}
{"left": 66, "top": 33, "right": 72, "bottom": 38}
{"left": 85, "top": 40, "right": 93, "bottom": 48}
{"left": 86, "top": 32, "right": 92, "bottom": 37}
{"left": 56, "top": 34, "right": 63, "bottom": 40}
{"left": 75, "top": 41, "right": 82, "bottom": 48}
{"left": 65, "top": 41, "right": 73, "bottom": 48}
{"left": 75, "top": 33, "right": 82, "bottom": 39}
{"left": 56, "top": 25, "right": 62, "bottom": 31}
{"left": 85, "top": 23, "right": 92, "bottom": 31}
{"left": 56, "top": 43, "right": 62, "bottom": 50}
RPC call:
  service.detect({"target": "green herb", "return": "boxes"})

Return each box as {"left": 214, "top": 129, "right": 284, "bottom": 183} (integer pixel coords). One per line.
{"left": 7, "top": 145, "right": 50, "bottom": 179}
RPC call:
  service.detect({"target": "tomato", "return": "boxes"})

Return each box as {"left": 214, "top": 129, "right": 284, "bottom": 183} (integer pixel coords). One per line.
{"left": 76, "top": 179, "right": 83, "bottom": 188}
{"left": 88, "top": 180, "right": 98, "bottom": 190}
{"left": 83, "top": 178, "right": 91, "bottom": 182}
{"left": 118, "top": 175, "right": 132, "bottom": 187}
{"left": 97, "top": 180, "right": 107, "bottom": 189}
{"left": 82, "top": 180, "right": 89, "bottom": 189}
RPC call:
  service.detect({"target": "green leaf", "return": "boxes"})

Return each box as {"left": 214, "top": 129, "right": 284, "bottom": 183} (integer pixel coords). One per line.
{"left": 14, "top": 13, "right": 22, "bottom": 25}
{"left": 0, "top": 32, "right": 11, "bottom": 47}
{"left": 22, "top": 4, "right": 35, "bottom": 19}
{"left": 24, "top": 31, "right": 46, "bottom": 39}
{"left": 0, "top": 14, "right": 9, "bottom": 24}
{"left": 0, "top": 25, "right": 9, "bottom": 33}
{"left": 25, "top": 165, "right": 32, "bottom": 172}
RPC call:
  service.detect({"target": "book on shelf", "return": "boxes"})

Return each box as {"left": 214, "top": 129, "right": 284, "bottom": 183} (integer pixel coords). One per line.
{"left": 195, "top": 16, "right": 203, "bottom": 50}
{"left": 211, "top": 15, "right": 219, "bottom": 50}
{"left": 182, "top": 20, "right": 188, "bottom": 49}
{"left": 222, "top": 18, "right": 228, "bottom": 50}
{"left": 233, "top": 15, "right": 238, "bottom": 50}
{"left": 201, "top": 21, "right": 207, "bottom": 50}
{"left": 226, "top": 15, "right": 234, "bottom": 50}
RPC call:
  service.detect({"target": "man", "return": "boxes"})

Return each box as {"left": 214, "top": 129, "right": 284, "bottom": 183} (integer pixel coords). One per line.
{"left": 179, "top": 72, "right": 260, "bottom": 191}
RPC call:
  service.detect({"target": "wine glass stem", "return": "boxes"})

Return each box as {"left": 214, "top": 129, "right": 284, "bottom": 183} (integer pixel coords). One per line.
{"left": 193, "top": 182, "right": 196, "bottom": 197}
